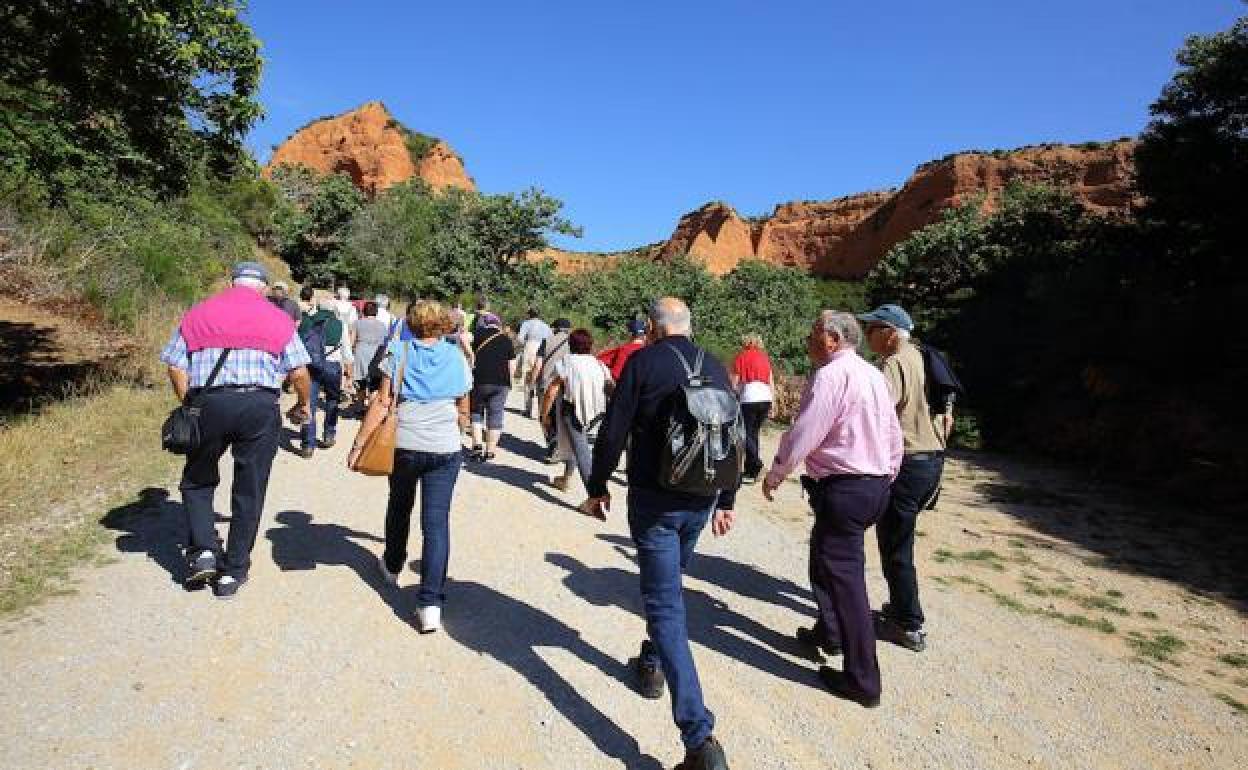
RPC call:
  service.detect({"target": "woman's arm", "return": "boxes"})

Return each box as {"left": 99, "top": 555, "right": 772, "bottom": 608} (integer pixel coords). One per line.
{"left": 540, "top": 377, "right": 562, "bottom": 427}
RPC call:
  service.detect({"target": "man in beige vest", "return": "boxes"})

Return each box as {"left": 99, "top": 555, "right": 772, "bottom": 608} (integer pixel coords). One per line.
{"left": 859, "top": 304, "right": 952, "bottom": 653}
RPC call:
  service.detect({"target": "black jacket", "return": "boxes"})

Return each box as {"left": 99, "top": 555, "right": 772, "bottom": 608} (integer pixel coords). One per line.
{"left": 587, "top": 335, "right": 738, "bottom": 510}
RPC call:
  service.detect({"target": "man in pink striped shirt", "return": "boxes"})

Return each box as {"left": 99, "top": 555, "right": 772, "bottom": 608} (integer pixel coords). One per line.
{"left": 762, "top": 310, "right": 902, "bottom": 707}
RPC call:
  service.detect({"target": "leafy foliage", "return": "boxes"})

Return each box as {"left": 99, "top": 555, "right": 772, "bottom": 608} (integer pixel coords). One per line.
{"left": 0, "top": 0, "right": 263, "bottom": 199}
{"left": 272, "top": 166, "right": 365, "bottom": 282}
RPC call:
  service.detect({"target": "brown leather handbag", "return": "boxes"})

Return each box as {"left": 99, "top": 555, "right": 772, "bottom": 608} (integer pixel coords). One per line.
{"left": 351, "top": 344, "right": 407, "bottom": 476}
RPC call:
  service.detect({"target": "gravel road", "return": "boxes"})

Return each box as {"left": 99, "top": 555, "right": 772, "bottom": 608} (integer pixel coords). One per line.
{"left": 1, "top": 387, "right": 1244, "bottom": 769}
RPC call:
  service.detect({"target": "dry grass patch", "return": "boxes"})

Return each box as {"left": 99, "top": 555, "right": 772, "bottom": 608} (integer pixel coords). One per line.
{"left": 0, "top": 382, "right": 179, "bottom": 614}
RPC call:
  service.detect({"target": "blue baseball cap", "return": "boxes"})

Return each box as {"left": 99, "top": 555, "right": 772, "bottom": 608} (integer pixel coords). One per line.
{"left": 856, "top": 304, "right": 914, "bottom": 332}
{"left": 231, "top": 260, "right": 269, "bottom": 284}
{"left": 627, "top": 319, "right": 646, "bottom": 336}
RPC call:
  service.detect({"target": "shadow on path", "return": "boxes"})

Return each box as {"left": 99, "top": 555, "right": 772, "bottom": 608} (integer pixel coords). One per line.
{"left": 548, "top": 552, "right": 824, "bottom": 694}
{"left": 443, "top": 579, "right": 663, "bottom": 770}
{"left": 461, "top": 457, "right": 584, "bottom": 514}
{"left": 597, "top": 533, "right": 816, "bottom": 618}
{"left": 99, "top": 487, "right": 189, "bottom": 585}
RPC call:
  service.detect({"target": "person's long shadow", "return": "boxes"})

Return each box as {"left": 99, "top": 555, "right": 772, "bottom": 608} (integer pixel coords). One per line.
{"left": 597, "top": 533, "right": 816, "bottom": 618}
{"left": 99, "top": 487, "right": 189, "bottom": 585}
{"left": 461, "top": 456, "right": 585, "bottom": 514}
{"left": 547, "top": 552, "right": 825, "bottom": 694}
{"left": 443, "top": 579, "right": 663, "bottom": 770}
{"left": 499, "top": 431, "right": 548, "bottom": 462}
{"left": 265, "top": 510, "right": 411, "bottom": 623}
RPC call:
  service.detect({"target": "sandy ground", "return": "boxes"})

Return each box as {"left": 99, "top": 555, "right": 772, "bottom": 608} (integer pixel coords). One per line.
{"left": 1, "top": 387, "right": 1245, "bottom": 770}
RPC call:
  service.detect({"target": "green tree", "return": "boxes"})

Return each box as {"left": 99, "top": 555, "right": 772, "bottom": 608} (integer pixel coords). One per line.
{"left": 0, "top": 0, "right": 263, "bottom": 198}
{"left": 274, "top": 169, "right": 365, "bottom": 281}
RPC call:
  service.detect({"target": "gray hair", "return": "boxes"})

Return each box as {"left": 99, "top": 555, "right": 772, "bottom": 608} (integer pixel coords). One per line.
{"left": 233, "top": 276, "right": 267, "bottom": 292}
{"left": 375, "top": 293, "right": 390, "bottom": 308}
{"left": 895, "top": 328, "right": 911, "bottom": 341}
{"left": 649, "top": 297, "right": 691, "bottom": 336}
{"left": 819, "top": 310, "right": 862, "bottom": 348}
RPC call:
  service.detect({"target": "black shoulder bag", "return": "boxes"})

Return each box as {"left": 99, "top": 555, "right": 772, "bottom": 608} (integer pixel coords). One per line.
{"left": 161, "top": 349, "right": 232, "bottom": 455}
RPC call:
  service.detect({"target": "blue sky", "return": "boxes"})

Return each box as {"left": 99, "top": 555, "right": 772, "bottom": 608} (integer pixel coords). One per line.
{"left": 245, "top": 1, "right": 1243, "bottom": 252}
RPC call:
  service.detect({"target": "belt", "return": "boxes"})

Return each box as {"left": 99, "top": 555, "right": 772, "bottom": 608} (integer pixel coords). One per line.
{"left": 799, "top": 472, "right": 888, "bottom": 498}
{"left": 904, "top": 452, "right": 943, "bottom": 462}
{"left": 200, "top": 385, "right": 279, "bottom": 395}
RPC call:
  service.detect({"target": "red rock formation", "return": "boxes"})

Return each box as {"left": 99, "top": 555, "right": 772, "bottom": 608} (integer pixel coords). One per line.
{"left": 657, "top": 140, "right": 1137, "bottom": 278}
{"left": 264, "top": 101, "right": 475, "bottom": 196}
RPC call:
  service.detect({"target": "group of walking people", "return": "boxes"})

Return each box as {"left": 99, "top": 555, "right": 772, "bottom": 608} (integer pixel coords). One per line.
{"left": 160, "top": 261, "right": 949, "bottom": 770}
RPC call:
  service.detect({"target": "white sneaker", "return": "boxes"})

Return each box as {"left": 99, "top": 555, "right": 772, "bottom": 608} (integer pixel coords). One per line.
{"left": 377, "top": 553, "right": 399, "bottom": 587}
{"left": 416, "top": 605, "right": 442, "bottom": 634}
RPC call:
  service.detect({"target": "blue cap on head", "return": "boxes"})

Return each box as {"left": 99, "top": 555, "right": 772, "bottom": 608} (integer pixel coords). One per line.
{"left": 856, "top": 304, "right": 914, "bottom": 332}
{"left": 626, "top": 319, "right": 646, "bottom": 336}
{"left": 231, "top": 261, "right": 269, "bottom": 284}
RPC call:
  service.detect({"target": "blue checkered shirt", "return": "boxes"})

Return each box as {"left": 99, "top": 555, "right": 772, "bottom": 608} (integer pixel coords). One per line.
{"left": 160, "top": 328, "right": 312, "bottom": 389}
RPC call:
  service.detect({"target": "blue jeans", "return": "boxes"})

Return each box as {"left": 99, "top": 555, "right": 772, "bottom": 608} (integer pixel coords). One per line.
{"left": 384, "top": 449, "right": 462, "bottom": 607}
{"left": 627, "top": 486, "right": 717, "bottom": 751}
{"left": 302, "top": 362, "right": 341, "bottom": 448}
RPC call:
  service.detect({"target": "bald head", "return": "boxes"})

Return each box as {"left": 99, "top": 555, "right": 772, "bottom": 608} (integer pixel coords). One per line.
{"left": 649, "top": 296, "right": 692, "bottom": 338}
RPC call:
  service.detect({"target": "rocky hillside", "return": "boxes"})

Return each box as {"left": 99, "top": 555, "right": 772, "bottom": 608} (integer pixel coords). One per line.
{"left": 654, "top": 140, "right": 1138, "bottom": 278}
{"left": 264, "top": 101, "right": 475, "bottom": 196}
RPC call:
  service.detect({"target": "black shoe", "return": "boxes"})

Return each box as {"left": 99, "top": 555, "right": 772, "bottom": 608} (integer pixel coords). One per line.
{"left": 675, "top": 735, "right": 729, "bottom": 770}
{"left": 818, "top": 667, "right": 880, "bottom": 708}
{"left": 469, "top": 446, "right": 484, "bottom": 462}
{"left": 318, "top": 436, "right": 336, "bottom": 449}
{"left": 874, "top": 612, "right": 927, "bottom": 652}
{"left": 637, "top": 641, "right": 665, "bottom": 699}
{"left": 796, "top": 626, "right": 842, "bottom": 659}
{"left": 184, "top": 550, "right": 218, "bottom": 587}
{"left": 481, "top": 451, "right": 496, "bottom": 463}
{"left": 212, "top": 575, "right": 247, "bottom": 600}
{"left": 299, "top": 446, "right": 314, "bottom": 459}
{"left": 741, "top": 473, "right": 758, "bottom": 485}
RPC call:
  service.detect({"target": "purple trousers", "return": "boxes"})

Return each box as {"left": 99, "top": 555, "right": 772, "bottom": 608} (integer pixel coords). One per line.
{"left": 808, "top": 474, "right": 891, "bottom": 698}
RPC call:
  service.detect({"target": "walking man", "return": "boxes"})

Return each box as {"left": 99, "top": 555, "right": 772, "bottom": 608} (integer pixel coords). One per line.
{"left": 160, "top": 261, "right": 312, "bottom": 599}
{"left": 585, "top": 297, "right": 735, "bottom": 770}
{"left": 859, "top": 303, "right": 950, "bottom": 652}
{"left": 515, "top": 307, "right": 552, "bottom": 409}
{"left": 763, "top": 310, "right": 902, "bottom": 707}
{"left": 531, "top": 318, "right": 573, "bottom": 458}
{"left": 298, "top": 297, "right": 347, "bottom": 457}
{"left": 597, "top": 318, "right": 647, "bottom": 381}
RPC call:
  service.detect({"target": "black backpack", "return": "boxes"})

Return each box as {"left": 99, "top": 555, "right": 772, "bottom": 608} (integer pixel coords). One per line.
{"left": 918, "top": 343, "right": 964, "bottom": 415}
{"left": 657, "top": 346, "right": 745, "bottom": 497}
{"left": 299, "top": 316, "right": 340, "bottom": 384}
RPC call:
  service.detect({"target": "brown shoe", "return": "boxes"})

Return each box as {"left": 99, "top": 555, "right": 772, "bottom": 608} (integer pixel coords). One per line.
{"left": 551, "top": 475, "right": 570, "bottom": 491}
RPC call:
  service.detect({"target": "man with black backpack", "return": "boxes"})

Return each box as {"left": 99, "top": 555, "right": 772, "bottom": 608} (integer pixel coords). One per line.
{"left": 585, "top": 297, "right": 738, "bottom": 770}
{"left": 859, "top": 303, "right": 958, "bottom": 653}
{"left": 296, "top": 297, "right": 347, "bottom": 458}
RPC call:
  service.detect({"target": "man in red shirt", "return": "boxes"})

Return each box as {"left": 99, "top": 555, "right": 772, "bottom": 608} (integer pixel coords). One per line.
{"left": 597, "top": 319, "right": 647, "bottom": 380}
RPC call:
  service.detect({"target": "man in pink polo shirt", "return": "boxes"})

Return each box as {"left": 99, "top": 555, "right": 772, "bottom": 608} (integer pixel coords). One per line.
{"left": 762, "top": 310, "right": 902, "bottom": 707}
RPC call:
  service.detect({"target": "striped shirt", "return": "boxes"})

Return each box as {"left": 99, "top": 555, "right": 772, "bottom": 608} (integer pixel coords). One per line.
{"left": 160, "top": 328, "right": 311, "bottom": 389}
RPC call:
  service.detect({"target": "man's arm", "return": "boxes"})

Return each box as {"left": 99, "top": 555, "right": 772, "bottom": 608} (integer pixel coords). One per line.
{"left": 586, "top": 355, "right": 641, "bottom": 499}
{"left": 167, "top": 366, "right": 189, "bottom": 402}
{"left": 159, "top": 328, "right": 190, "bottom": 401}
{"left": 764, "top": 368, "right": 840, "bottom": 492}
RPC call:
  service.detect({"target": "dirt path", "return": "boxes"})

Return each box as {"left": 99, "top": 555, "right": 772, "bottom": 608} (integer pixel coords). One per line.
{"left": 1, "top": 387, "right": 1245, "bottom": 769}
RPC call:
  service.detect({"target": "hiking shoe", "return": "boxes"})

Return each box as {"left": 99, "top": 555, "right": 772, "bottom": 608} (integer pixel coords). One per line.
{"left": 416, "top": 605, "right": 442, "bottom": 634}
{"left": 741, "top": 473, "right": 758, "bottom": 485}
{"left": 874, "top": 612, "right": 927, "bottom": 652}
{"left": 377, "top": 553, "right": 399, "bottom": 587}
{"left": 796, "top": 626, "right": 842, "bottom": 659}
{"left": 637, "top": 642, "right": 665, "bottom": 699}
{"left": 318, "top": 436, "right": 336, "bottom": 449}
{"left": 468, "top": 446, "right": 484, "bottom": 462}
{"left": 675, "top": 735, "right": 729, "bottom": 770}
{"left": 299, "top": 446, "right": 314, "bottom": 459}
{"left": 212, "top": 575, "right": 247, "bottom": 600}
{"left": 818, "top": 667, "right": 880, "bottom": 708}
{"left": 185, "top": 550, "right": 218, "bottom": 587}
{"left": 551, "top": 474, "right": 571, "bottom": 491}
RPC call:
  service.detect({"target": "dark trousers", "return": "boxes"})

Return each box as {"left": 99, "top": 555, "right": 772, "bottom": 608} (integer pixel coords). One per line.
{"left": 739, "top": 402, "right": 770, "bottom": 476}
{"left": 179, "top": 390, "right": 280, "bottom": 579}
{"left": 628, "top": 486, "right": 717, "bottom": 751}
{"left": 303, "top": 362, "right": 342, "bottom": 448}
{"left": 384, "top": 449, "right": 463, "bottom": 607}
{"left": 876, "top": 452, "right": 944, "bottom": 631}
{"left": 808, "top": 474, "right": 891, "bottom": 699}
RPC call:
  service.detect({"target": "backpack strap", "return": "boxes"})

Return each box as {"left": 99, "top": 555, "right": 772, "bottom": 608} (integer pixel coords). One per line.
{"left": 666, "top": 345, "right": 705, "bottom": 381}
{"left": 187, "top": 349, "right": 232, "bottom": 407}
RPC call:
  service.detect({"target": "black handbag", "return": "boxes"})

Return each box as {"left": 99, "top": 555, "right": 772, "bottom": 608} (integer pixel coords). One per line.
{"left": 161, "top": 349, "right": 231, "bottom": 455}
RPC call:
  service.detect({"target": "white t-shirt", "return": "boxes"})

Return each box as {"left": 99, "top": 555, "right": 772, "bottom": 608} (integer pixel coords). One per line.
{"left": 740, "top": 381, "right": 774, "bottom": 404}
{"left": 554, "top": 354, "right": 611, "bottom": 428}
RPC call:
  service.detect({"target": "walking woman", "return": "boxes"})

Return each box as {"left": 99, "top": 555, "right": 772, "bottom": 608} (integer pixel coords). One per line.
{"left": 468, "top": 312, "right": 513, "bottom": 461}
{"left": 352, "top": 300, "right": 389, "bottom": 411}
{"left": 731, "top": 332, "right": 775, "bottom": 485}
{"left": 541, "top": 328, "right": 612, "bottom": 508}
{"left": 348, "top": 300, "right": 471, "bottom": 633}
